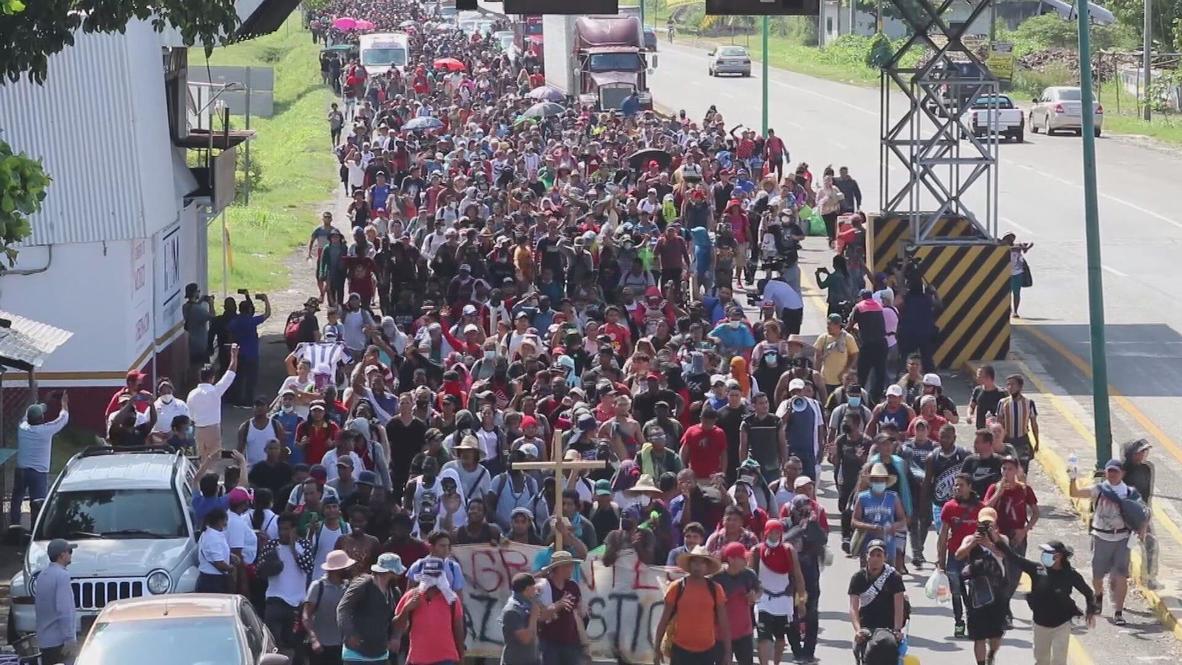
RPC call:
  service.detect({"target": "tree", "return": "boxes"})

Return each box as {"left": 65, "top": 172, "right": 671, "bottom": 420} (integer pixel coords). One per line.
{"left": 0, "top": 138, "right": 49, "bottom": 266}
{"left": 0, "top": 0, "right": 240, "bottom": 84}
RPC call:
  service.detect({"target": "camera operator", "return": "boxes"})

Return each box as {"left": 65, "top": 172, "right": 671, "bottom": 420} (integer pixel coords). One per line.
{"left": 760, "top": 270, "right": 804, "bottom": 335}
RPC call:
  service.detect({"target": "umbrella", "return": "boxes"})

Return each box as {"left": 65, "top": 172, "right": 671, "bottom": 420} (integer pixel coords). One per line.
{"left": 522, "top": 101, "right": 565, "bottom": 119}
{"left": 433, "top": 58, "right": 467, "bottom": 72}
{"left": 355, "top": 19, "right": 375, "bottom": 31}
{"left": 332, "top": 17, "right": 357, "bottom": 31}
{"left": 404, "top": 116, "right": 444, "bottom": 131}
{"left": 527, "top": 85, "right": 565, "bottom": 102}
{"left": 513, "top": 115, "right": 539, "bottom": 128}
{"left": 627, "top": 148, "right": 672, "bottom": 171}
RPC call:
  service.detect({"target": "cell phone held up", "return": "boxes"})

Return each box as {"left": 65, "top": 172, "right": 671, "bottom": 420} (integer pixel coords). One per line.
{"left": 220, "top": 450, "right": 236, "bottom": 460}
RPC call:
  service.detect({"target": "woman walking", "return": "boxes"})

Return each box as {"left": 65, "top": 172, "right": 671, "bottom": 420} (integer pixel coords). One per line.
{"left": 1002, "top": 539, "right": 1098, "bottom": 665}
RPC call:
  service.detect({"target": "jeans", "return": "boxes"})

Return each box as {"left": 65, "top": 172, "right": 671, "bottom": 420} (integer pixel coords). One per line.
{"left": 10, "top": 467, "right": 48, "bottom": 526}
{"left": 945, "top": 553, "right": 965, "bottom": 624}
{"left": 540, "top": 641, "right": 583, "bottom": 665}
{"left": 264, "top": 598, "right": 299, "bottom": 651}
{"left": 308, "top": 646, "right": 343, "bottom": 665}
{"left": 787, "top": 558, "right": 821, "bottom": 658}
{"left": 232, "top": 355, "right": 260, "bottom": 406}
{"left": 857, "top": 338, "right": 889, "bottom": 402}
{"left": 909, "top": 507, "right": 931, "bottom": 561}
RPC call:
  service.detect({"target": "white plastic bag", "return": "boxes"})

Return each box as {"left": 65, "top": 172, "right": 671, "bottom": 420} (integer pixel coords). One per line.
{"left": 924, "top": 570, "right": 952, "bottom": 604}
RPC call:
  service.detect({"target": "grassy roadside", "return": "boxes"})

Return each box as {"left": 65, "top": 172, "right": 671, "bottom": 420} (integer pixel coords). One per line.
{"left": 192, "top": 16, "right": 339, "bottom": 292}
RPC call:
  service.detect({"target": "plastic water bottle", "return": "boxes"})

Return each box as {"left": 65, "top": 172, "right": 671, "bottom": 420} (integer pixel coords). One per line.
{"left": 1067, "top": 452, "right": 1079, "bottom": 481}
{"left": 1128, "top": 532, "right": 1139, "bottom": 551}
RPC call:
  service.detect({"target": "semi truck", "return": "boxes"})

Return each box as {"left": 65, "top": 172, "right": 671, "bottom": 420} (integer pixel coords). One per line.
{"left": 542, "top": 14, "right": 656, "bottom": 111}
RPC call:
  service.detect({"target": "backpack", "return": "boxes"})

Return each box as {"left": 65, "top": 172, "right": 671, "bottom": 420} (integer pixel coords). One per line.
{"left": 284, "top": 311, "right": 305, "bottom": 350}
{"left": 1095, "top": 485, "right": 1149, "bottom": 531}
{"left": 661, "top": 577, "right": 720, "bottom": 658}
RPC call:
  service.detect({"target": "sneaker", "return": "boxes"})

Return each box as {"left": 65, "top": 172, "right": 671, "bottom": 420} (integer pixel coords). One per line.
{"left": 841, "top": 539, "right": 851, "bottom": 554}
{"left": 911, "top": 555, "right": 926, "bottom": 568}
{"left": 954, "top": 623, "right": 966, "bottom": 639}
{"left": 1095, "top": 593, "right": 1104, "bottom": 615}
{"left": 1114, "top": 611, "right": 1127, "bottom": 626}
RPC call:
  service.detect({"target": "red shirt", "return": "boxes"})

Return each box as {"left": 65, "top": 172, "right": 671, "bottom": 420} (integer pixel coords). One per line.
{"left": 778, "top": 499, "right": 831, "bottom": 532}
{"left": 296, "top": 421, "right": 339, "bottom": 465}
{"left": 907, "top": 413, "right": 948, "bottom": 437}
{"left": 939, "top": 498, "right": 982, "bottom": 554}
{"left": 602, "top": 321, "right": 631, "bottom": 353}
{"left": 396, "top": 589, "right": 463, "bottom": 664}
{"left": 538, "top": 578, "right": 582, "bottom": 645}
{"left": 982, "top": 482, "right": 1038, "bottom": 534}
{"left": 681, "top": 424, "right": 728, "bottom": 478}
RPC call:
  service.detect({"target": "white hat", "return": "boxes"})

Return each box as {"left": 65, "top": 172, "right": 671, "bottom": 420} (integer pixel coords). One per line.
{"left": 922, "top": 373, "right": 942, "bottom": 388}
{"left": 793, "top": 476, "right": 814, "bottom": 489}
{"left": 520, "top": 443, "right": 539, "bottom": 458}
{"left": 463, "top": 323, "right": 480, "bottom": 334}
{"left": 886, "top": 384, "right": 904, "bottom": 398}
{"left": 788, "top": 378, "right": 806, "bottom": 391}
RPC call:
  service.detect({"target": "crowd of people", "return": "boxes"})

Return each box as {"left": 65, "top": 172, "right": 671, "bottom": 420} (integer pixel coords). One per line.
{"left": 15, "top": 2, "right": 1154, "bottom": 665}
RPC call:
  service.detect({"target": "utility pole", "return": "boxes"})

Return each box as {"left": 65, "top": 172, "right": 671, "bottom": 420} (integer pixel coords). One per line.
{"left": 989, "top": 0, "right": 997, "bottom": 42}
{"left": 762, "top": 16, "right": 769, "bottom": 134}
{"left": 1144, "top": 0, "right": 1153, "bottom": 120}
{"left": 1076, "top": 0, "right": 1113, "bottom": 467}
{"left": 639, "top": 0, "right": 646, "bottom": 34}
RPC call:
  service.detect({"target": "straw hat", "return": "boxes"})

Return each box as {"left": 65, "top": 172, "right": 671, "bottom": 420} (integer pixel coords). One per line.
{"left": 321, "top": 549, "right": 356, "bottom": 572}
{"left": 978, "top": 507, "right": 999, "bottom": 525}
{"left": 868, "top": 463, "right": 897, "bottom": 488}
{"left": 675, "top": 545, "right": 723, "bottom": 575}
{"left": 541, "top": 550, "right": 583, "bottom": 575}
{"left": 454, "top": 435, "right": 485, "bottom": 459}
{"left": 624, "top": 473, "right": 662, "bottom": 496}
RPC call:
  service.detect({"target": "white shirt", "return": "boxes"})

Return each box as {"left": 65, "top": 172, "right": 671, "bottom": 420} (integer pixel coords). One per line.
{"left": 198, "top": 527, "right": 230, "bottom": 575}
{"left": 422, "top": 231, "right": 449, "bottom": 260}
{"left": 761, "top": 279, "right": 803, "bottom": 311}
{"left": 267, "top": 541, "right": 311, "bottom": 607}
{"left": 226, "top": 511, "right": 258, "bottom": 565}
{"left": 312, "top": 523, "right": 347, "bottom": 573}
{"left": 152, "top": 396, "right": 191, "bottom": 433}
{"left": 17, "top": 411, "right": 69, "bottom": 472}
{"left": 320, "top": 450, "right": 365, "bottom": 483}
{"left": 187, "top": 371, "right": 237, "bottom": 427}
{"left": 755, "top": 554, "right": 794, "bottom": 618}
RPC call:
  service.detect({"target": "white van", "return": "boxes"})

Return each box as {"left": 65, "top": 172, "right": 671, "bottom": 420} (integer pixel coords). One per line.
{"left": 358, "top": 32, "right": 410, "bottom": 76}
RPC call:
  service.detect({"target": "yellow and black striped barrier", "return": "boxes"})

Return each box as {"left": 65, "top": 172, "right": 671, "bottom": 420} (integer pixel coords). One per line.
{"left": 913, "top": 243, "right": 1011, "bottom": 368}
{"left": 867, "top": 214, "right": 985, "bottom": 275}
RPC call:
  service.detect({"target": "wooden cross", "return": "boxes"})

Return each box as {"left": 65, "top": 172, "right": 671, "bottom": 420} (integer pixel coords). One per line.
{"left": 509, "top": 427, "right": 608, "bottom": 551}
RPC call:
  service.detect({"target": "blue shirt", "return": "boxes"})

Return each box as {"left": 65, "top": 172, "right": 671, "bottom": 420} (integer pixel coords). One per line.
{"left": 193, "top": 493, "right": 230, "bottom": 525}
{"left": 34, "top": 562, "right": 75, "bottom": 649}
{"left": 227, "top": 314, "right": 267, "bottom": 360}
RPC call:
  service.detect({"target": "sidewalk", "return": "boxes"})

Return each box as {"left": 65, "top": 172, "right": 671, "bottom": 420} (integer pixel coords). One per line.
{"left": 967, "top": 350, "right": 1182, "bottom": 646}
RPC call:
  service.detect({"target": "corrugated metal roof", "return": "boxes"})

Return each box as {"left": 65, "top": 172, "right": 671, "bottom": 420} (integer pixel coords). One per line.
{"left": 0, "top": 309, "right": 73, "bottom": 371}
{"left": 0, "top": 20, "right": 180, "bottom": 246}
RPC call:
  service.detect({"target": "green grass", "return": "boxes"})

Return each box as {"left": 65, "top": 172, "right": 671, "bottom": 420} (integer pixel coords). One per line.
{"left": 192, "top": 16, "right": 338, "bottom": 292}
{"left": 50, "top": 428, "right": 101, "bottom": 475}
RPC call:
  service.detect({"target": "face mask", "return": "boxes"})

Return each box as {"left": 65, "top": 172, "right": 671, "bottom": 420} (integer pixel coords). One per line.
{"left": 160, "top": 394, "right": 174, "bottom": 404}
{"left": 765, "top": 537, "right": 781, "bottom": 548}
{"left": 484, "top": 350, "right": 496, "bottom": 361}
{"left": 184, "top": 425, "right": 195, "bottom": 438}
{"left": 1040, "top": 552, "right": 1056, "bottom": 567}
{"left": 870, "top": 481, "right": 887, "bottom": 494}
{"left": 281, "top": 405, "right": 294, "bottom": 414}
{"left": 728, "top": 320, "right": 742, "bottom": 329}
{"left": 762, "top": 352, "right": 778, "bottom": 365}
{"left": 848, "top": 396, "right": 862, "bottom": 408}
{"left": 637, "top": 495, "right": 651, "bottom": 507}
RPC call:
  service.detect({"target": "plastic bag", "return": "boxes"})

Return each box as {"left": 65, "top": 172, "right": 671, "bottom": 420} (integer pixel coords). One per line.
{"left": 808, "top": 211, "right": 828, "bottom": 237}
{"left": 924, "top": 570, "right": 951, "bottom": 604}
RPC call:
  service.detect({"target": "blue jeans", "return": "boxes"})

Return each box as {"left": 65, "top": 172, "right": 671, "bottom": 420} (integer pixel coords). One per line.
{"left": 945, "top": 553, "right": 965, "bottom": 624}
{"left": 10, "top": 467, "right": 47, "bottom": 527}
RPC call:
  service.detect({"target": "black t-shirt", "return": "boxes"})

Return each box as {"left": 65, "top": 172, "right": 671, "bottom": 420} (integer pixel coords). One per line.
{"left": 847, "top": 568, "right": 905, "bottom": 630}
{"left": 632, "top": 388, "right": 680, "bottom": 425}
{"left": 970, "top": 386, "right": 1006, "bottom": 429}
{"left": 836, "top": 434, "right": 872, "bottom": 477}
{"left": 851, "top": 305, "right": 887, "bottom": 345}
{"left": 716, "top": 404, "right": 749, "bottom": 477}
{"left": 960, "top": 453, "right": 1003, "bottom": 497}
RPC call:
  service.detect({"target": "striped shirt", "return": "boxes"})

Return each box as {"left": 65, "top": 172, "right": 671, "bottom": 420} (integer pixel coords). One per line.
{"left": 997, "top": 395, "right": 1037, "bottom": 441}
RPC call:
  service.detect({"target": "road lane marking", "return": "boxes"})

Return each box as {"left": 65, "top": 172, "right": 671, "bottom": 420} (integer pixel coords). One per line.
{"left": 1000, "top": 216, "right": 1035, "bottom": 236}
{"left": 1102, "top": 264, "right": 1128, "bottom": 277}
{"left": 769, "top": 78, "right": 876, "bottom": 117}
{"left": 1008, "top": 163, "right": 1182, "bottom": 229}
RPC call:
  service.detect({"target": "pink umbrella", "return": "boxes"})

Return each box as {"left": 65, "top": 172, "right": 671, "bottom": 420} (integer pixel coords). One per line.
{"left": 332, "top": 17, "right": 357, "bottom": 31}
{"left": 355, "top": 19, "right": 376, "bottom": 31}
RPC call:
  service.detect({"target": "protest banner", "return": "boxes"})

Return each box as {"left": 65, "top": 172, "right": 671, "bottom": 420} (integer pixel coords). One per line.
{"left": 452, "top": 543, "right": 686, "bottom": 662}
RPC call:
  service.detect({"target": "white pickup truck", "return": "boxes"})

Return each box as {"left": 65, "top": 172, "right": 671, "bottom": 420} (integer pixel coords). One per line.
{"left": 959, "top": 94, "right": 1025, "bottom": 143}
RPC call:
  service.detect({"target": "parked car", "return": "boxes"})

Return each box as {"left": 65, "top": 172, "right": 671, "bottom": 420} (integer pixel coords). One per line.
{"left": 73, "top": 594, "right": 289, "bottom": 665}
{"left": 8, "top": 447, "right": 199, "bottom": 639}
{"left": 960, "top": 94, "right": 1025, "bottom": 142}
{"left": 1029, "top": 86, "right": 1104, "bottom": 136}
{"left": 707, "top": 45, "right": 752, "bottom": 77}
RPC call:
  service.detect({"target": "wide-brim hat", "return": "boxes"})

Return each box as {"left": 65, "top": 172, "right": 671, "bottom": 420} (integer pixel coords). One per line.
{"left": 371, "top": 552, "right": 407, "bottom": 575}
{"left": 321, "top": 549, "right": 357, "bottom": 572}
{"left": 541, "top": 550, "right": 583, "bottom": 574}
{"left": 868, "top": 463, "right": 897, "bottom": 487}
{"left": 676, "top": 545, "right": 723, "bottom": 575}
{"left": 454, "top": 435, "right": 485, "bottom": 459}
{"left": 624, "top": 473, "right": 662, "bottom": 495}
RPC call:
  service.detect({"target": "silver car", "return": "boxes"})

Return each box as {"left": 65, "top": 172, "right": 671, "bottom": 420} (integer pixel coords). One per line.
{"left": 9, "top": 447, "right": 199, "bottom": 638}
{"left": 707, "top": 45, "right": 752, "bottom": 77}
{"left": 1029, "top": 86, "right": 1104, "bottom": 137}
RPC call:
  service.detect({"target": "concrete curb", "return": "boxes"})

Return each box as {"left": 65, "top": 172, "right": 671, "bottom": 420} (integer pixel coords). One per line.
{"left": 963, "top": 359, "right": 1182, "bottom": 643}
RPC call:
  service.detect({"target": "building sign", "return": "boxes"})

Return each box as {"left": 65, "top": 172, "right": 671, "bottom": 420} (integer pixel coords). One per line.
{"left": 130, "top": 238, "right": 151, "bottom": 350}
{"left": 156, "top": 224, "right": 184, "bottom": 336}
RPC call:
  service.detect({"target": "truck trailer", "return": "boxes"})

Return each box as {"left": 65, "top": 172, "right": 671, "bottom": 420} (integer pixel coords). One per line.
{"left": 542, "top": 14, "right": 655, "bottom": 111}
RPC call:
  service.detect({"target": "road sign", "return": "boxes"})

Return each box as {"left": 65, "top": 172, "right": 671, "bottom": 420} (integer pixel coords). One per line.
{"left": 706, "top": 0, "right": 820, "bottom": 15}
{"left": 986, "top": 42, "right": 1015, "bottom": 81}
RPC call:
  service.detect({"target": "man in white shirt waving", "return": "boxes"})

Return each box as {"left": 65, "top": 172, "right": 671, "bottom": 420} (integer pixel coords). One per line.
{"left": 187, "top": 344, "right": 239, "bottom": 461}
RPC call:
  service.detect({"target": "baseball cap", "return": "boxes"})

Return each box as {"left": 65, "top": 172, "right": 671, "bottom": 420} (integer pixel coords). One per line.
{"left": 788, "top": 378, "right": 806, "bottom": 391}
{"left": 793, "top": 476, "right": 814, "bottom": 489}
{"left": 1039, "top": 540, "right": 1074, "bottom": 557}
{"left": 357, "top": 470, "right": 379, "bottom": 487}
{"left": 1104, "top": 458, "right": 1124, "bottom": 471}
{"left": 865, "top": 539, "right": 887, "bottom": 554}
{"left": 886, "top": 384, "right": 904, "bottom": 398}
{"left": 922, "top": 373, "right": 942, "bottom": 388}
{"left": 594, "top": 479, "right": 612, "bottom": 496}
{"left": 520, "top": 443, "right": 539, "bottom": 458}
{"left": 227, "top": 487, "right": 252, "bottom": 506}
{"left": 827, "top": 313, "right": 843, "bottom": 324}
{"left": 47, "top": 538, "right": 77, "bottom": 561}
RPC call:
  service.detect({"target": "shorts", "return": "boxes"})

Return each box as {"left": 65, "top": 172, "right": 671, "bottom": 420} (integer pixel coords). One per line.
{"left": 1010, "top": 274, "right": 1024, "bottom": 296}
{"left": 756, "top": 610, "right": 793, "bottom": 641}
{"left": 1091, "top": 535, "right": 1131, "bottom": 578}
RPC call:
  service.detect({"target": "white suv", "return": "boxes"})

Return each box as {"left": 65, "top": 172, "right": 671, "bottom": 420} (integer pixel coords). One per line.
{"left": 8, "top": 447, "right": 199, "bottom": 637}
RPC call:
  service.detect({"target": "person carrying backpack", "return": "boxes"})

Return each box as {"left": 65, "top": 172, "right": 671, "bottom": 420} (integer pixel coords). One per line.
{"left": 1068, "top": 457, "right": 1150, "bottom": 626}
{"left": 653, "top": 545, "right": 731, "bottom": 665}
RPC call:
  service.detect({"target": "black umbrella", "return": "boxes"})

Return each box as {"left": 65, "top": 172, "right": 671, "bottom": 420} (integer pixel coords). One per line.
{"left": 627, "top": 148, "right": 672, "bottom": 171}
{"left": 522, "top": 101, "right": 565, "bottom": 119}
